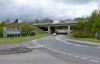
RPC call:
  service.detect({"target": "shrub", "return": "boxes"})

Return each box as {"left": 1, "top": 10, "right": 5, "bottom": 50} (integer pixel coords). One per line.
{"left": 0, "top": 27, "right": 3, "bottom": 37}
{"left": 71, "top": 30, "right": 94, "bottom": 38}
{"left": 0, "top": 23, "right": 45, "bottom": 37}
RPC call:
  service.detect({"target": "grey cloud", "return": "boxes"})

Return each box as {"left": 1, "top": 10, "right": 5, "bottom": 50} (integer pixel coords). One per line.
{"left": 0, "top": 0, "right": 99, "bottom": 21}
{"left": 55, "top": 0, "right": 99, "bottom": 5}
{"left": 0, "top": 0, "right": 13, "bottom": 6}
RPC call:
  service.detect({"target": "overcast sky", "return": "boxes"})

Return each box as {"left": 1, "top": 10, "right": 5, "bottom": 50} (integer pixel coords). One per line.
{"left": 0, "top": 0, "right": 99, "bottom": 21}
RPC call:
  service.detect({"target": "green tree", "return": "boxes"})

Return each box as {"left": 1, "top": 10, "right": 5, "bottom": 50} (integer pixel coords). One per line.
{"left": 72, "top": 10, "right": 100, "bottom": 38}
{"left": 15, "top": 19, "right": 18, "bottom": 23}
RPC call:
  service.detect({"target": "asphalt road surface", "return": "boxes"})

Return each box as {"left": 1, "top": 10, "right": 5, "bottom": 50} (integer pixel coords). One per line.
{"left": 0, "top": 35, "right": 100, "bottom": 64}
{"left": 36, "top": 35, "right": 100, "bottom": 64}
{"left": 0, "top": 49, "right": 71, "bottom": 64}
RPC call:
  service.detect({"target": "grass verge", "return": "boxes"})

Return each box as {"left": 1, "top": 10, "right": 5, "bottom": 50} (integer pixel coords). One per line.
{"left": 68, "top": 36, "right": 100, "bottom": 43}
{"left": 0, "top": 33, "right": 48, "bottom": 44}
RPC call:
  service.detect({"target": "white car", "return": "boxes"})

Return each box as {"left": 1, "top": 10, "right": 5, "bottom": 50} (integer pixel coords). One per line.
{"left": 53, "top": 33, "right": 56, "bottom": 36}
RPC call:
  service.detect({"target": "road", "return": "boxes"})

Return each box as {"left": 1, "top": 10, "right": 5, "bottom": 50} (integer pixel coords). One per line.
{"left": 36, "top": 35, "right": 100, "bottom": 64}
{"left": 0, "top": 35, "right": 100, "bottom": 64}
{"left": 0, "top": 49, "right": 71, "bottom": 64}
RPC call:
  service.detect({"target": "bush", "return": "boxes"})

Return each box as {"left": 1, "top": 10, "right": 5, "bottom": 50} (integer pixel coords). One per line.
{"left": 0, "top": 27, "right": 3, "bottom": 37}
{"left": 0, "top": 23, "right": 45, "bottom": 37}
{"left": 71, "top": 30, "right": 94, "bottom": 38}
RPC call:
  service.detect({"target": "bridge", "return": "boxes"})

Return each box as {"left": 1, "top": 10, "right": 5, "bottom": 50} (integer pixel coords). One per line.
{"left": 33, "top": 22, "right": 77, "bottom": 34}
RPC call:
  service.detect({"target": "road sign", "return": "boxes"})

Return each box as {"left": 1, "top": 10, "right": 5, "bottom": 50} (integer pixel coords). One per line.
{"left": 3, "top": 27, "right": 21, "bottom": 37}
{"left": 95, "top": 32, "right": 99, "bottom": 38}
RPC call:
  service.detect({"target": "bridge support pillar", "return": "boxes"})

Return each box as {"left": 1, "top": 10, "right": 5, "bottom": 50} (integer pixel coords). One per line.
{"left": 68, "top": 25, "right": 70, "bottom": 35}
{"left": 48, "top": 26, "right": 51, "bottom": 34}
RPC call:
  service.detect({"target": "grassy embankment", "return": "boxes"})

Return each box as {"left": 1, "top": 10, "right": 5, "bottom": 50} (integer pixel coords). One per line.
{"left": 0, "top": 33, "right": 48, "bottom": 44}
{"left": 68, "top": 36, "right": 100, "bottom": 43}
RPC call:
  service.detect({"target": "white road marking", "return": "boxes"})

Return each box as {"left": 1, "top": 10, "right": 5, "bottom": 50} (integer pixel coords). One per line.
{"left": 74, "top": 56, "right": 79, "bottom": 58}
{"left": 81, "top": 57, "right": 87, "bottom": 60}
{"left": 51, "top": 49, "right": 55, "bottom": 51}
{"left": 45, "top": 47, "right": 66, "bottom": 54}
{"left": 32, "top": 39, "right": 44, "bottom": 48}
{"left": 37, "top": 37, "right": 99, "bottom": 63}
{"left": 90, "top": 60, "right": 99, "bottom": 62}
{"left": 46, "top": 47, "right": 51, "bottom": 50}
{"left": 75, "top": 44, "right": 83, "bottom": 46}
{"left": 55, "top": 37, "right": 73, "bottom": 45}
{"left": 54, "top": 50, "right": 58, "bottom": 52}
{"left": 55, "top": 37, "right": 90, "bottom": 48}
{"left": 67, "top": 54, "right": 72, "bottom": 56}
{"left": 58, "top": 51, "right": 63, "bottom": 53}
{"left": 45, "top": 47, "right": 99, "bottom": 63}
{"left": 32, "top": 40, "right": 34, "bottom": 42}
{"left": 62, "top": 53, "right": 66, "bottom": 54}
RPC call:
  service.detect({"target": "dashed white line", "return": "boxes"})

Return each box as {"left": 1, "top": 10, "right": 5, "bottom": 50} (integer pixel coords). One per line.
{"left": 45, "top": 47, "right": 66, "bottom": 54}
{"left": 44, "top": 47, "right": 100, "bottom": 63}
{"left": 36, "top": 38, "right": 99, "bottom": 63}
{"left": 46, "top": 47, "right": 51, "bottom": 50}
{"left": 62, "top": 52, "right": 66, "bottom": 54}
{"left": 81, "top": 57, "right": 87, "bottom": 60}
{"left": 54, "top": 50, "right": 57, "bottom": 51}
{"left": 51, "top": 49, "right": 55, "bottom": 51}
{"left": 90, "top": 60, "right": 99, "bottom": 62}
{"left": 74, "top": 56, "right": 80, "bottom": 58}
{"left": 67, "top": 54, "right": 72, "bottom": 56}
{"left": 58, "top": 51, "right": 63, "bottom": 53}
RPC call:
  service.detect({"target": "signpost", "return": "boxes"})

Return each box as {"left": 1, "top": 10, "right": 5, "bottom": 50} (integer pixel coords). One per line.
{"left": 3, "top": 26, "right": 22, "bottom": 49}
{"left": 95, "top": 32, "right": 99, "bottom": 39}
{"left": 3, "top": 27, "right": 21, "bottom": 35}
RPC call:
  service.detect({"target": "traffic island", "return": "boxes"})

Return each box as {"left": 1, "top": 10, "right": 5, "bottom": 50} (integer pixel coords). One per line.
{"left": 0, "top": 47, "right": 33, "bottom": 55}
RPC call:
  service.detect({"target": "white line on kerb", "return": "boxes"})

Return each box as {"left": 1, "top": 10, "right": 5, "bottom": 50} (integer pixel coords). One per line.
{"left": 90, "top": 60, "right": 98, "bottom": 62}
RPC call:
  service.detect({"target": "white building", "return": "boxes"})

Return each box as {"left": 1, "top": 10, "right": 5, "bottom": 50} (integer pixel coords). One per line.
{"left": 53, "top": 20, "right": 60, "bottom": 24}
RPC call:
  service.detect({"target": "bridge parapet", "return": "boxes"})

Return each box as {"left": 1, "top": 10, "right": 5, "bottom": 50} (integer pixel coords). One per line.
{"left": 33, "top": 22, "right": 77, "bottom": 27}
{"left": 33, "top": 22, "right": 77, "bottom": 34}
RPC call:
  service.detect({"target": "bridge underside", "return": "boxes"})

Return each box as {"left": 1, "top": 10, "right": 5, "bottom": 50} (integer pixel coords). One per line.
{"left": 34, "top": 23, "right": 76, "bottom": 34}
{"left": 38, "top": 26, "right": 71, "bottom": 34}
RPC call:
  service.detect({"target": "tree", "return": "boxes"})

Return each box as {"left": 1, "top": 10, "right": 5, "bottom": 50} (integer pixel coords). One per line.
{"left": 15, "top": 19, "right": 18, "bottom": 23}
{"left": 87, "top": 10, "right": 100, "bottom": 32}
{"left": 41, "top": 18, "right": 53, "bottom": 23}
{"left": 75, "top": 21, "right": 86, "bottom": 30}
{"left": 72, "top": 10, "right": 100, "bottom": 38}
{"left": 74, "top": 17, "right": 86, "bottom": 21}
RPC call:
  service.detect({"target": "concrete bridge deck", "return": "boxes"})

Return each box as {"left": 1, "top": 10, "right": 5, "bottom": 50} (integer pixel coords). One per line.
{"left": 33, "top": 22, "right": 77, "bottom": 34}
